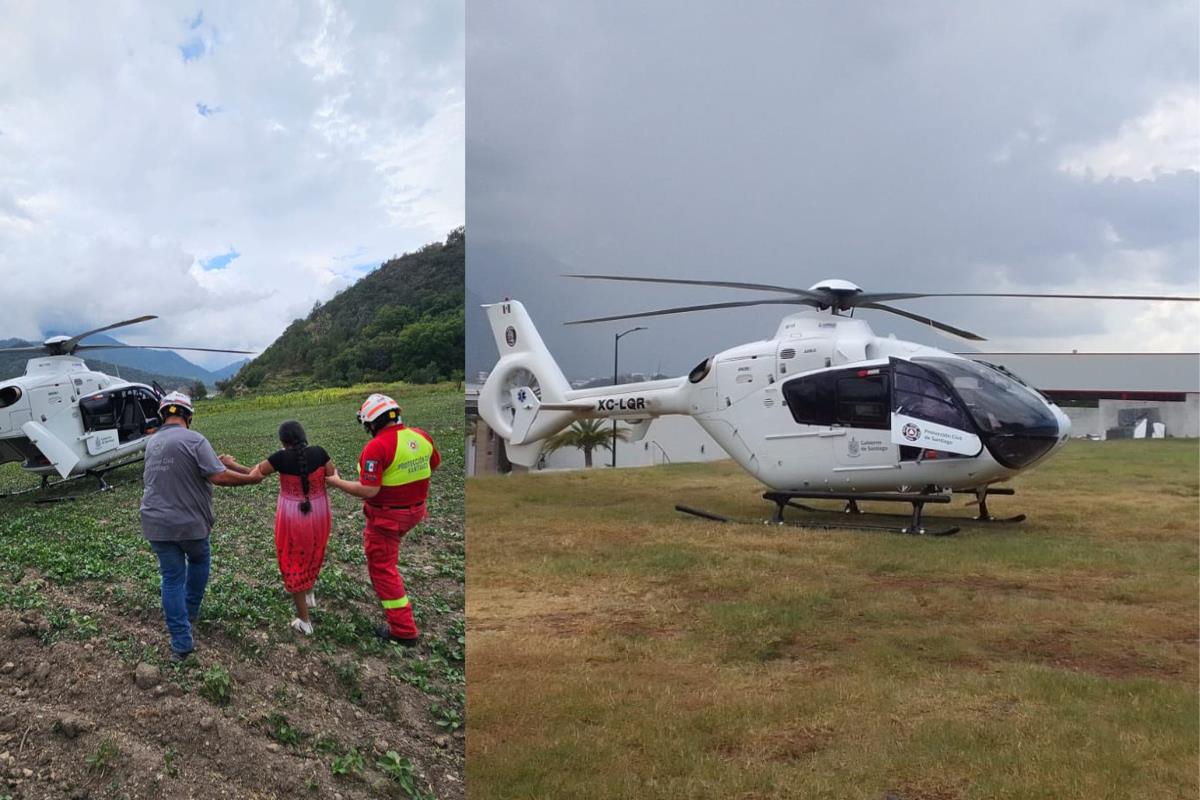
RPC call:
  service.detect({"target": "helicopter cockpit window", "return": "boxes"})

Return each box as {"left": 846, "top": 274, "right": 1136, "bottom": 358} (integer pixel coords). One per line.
{"left": 915, "top": 357, "right": 1060, "bottom": 469}
{"left": 893, "top": 363, "right": 971, "bottom": 429}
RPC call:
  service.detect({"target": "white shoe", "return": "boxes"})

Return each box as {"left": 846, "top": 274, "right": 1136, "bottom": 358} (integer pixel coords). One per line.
{"left": 289, "top": 618, "right": 313, "bottom": 636}
{"left": 305, "top": 590, "right": 316, "bottom": 609}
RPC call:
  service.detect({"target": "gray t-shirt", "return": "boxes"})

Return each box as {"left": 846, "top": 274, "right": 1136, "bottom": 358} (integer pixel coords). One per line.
{"left": 140, "top": 423, "right": 225, "bottom": 542}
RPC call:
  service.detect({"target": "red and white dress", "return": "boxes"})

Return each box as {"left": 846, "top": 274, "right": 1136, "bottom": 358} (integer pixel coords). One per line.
{"left": 267, "top": 445, "right": 332, "bottom": 593}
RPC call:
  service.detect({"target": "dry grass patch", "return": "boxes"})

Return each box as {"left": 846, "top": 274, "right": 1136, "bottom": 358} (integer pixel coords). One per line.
{"left": 467, "top": 440, "right": 1198, "bottom": 799}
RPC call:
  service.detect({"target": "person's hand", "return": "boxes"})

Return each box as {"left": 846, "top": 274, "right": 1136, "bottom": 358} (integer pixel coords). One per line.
{"left": 328, "top": 466, "right": 339, "bottom": 481}
{"left": 219, "top": 454, "right": 237, "bottom": 467}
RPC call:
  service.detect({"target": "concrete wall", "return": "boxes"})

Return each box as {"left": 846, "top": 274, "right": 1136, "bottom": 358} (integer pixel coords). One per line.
{"left": 1097, "top": 394, "right": 1198, "bottom": 438}
{"left": 1063, "top": 394, "right": 1198, "bottom": 439}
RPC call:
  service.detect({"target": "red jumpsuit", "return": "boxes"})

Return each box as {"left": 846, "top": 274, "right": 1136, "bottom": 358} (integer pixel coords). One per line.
{"left": 358, "top": 424, "right": 440, "bottom": 639}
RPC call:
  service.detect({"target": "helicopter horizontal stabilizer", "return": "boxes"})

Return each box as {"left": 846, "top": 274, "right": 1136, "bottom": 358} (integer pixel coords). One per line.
{"left": 21, "top": 421, "right": 79, "bottom": 478}
{"left": 622, "top": 419, "right": 652, "bottom": 442}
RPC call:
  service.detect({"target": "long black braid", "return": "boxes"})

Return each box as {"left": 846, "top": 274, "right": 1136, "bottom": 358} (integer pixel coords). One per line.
{"left": 279, "top": 420, "right": 312, "bottom": 514}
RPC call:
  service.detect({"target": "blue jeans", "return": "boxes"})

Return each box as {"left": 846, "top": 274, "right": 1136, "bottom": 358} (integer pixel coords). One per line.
{"left": 149, "top": 538, "right": 210, "bottom": 654}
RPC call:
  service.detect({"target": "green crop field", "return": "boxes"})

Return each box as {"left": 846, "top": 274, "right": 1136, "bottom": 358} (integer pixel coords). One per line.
{"left": 0, "top": 383, "right": 464, "bottom": 799}
{"left": 467, "top": 440, "right": 1199, "bottom": 800}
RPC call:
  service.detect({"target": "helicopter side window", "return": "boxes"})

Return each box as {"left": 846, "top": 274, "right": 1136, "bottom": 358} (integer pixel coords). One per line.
{"left": 835, "top": 375, "right": 889, "bottom": 429}
{"left": 79, "top": 394, "right": 116, "bottom": 432}
{"left": 782, "top": 368, "right": 890, "bottom": 430}
{"left": 781, "top": 372, "right": 838, "bottom": 426}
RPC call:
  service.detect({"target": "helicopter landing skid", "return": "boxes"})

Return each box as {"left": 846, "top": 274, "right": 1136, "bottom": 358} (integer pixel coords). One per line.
{"left": 762, "top": 491, "right": 960, "bottom": 536}
{"left": 675, "top": 490, "right": 960, "bottom": 537}
{"left": 1, "top": 457, "right": 146, "bottom": 504}
{"left": 776, "top": 486, "right": 1024, "bottom": 527}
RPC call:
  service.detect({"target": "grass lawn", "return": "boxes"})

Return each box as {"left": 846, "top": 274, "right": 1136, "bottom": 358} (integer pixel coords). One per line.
{"left": 466, "top": 440, "right": 1198, "bottom": 800}
{"left": 0, "top": 383, "right": 464, "bottom": 799}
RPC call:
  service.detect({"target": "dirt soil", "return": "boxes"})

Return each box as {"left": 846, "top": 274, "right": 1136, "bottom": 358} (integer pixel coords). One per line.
{"left": 0, "top": 601, "right": 461, "bottom": 800}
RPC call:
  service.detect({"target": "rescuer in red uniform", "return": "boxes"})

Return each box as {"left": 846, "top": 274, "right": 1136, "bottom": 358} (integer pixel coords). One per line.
{"left": 327, "top": 393, "right": 440, "bottom": 645}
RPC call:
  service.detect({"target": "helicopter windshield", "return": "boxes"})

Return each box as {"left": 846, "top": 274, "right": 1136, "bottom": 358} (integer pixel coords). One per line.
{"left": 915, "top": 357, "right": 1060, "bottom": 469}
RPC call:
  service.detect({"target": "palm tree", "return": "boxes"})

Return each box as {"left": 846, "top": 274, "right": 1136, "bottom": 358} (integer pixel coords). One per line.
{"left": 543, "top": 419, "right": 629, "bottom": 468}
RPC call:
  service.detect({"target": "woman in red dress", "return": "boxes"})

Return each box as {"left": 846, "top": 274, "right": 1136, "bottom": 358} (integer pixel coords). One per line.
{"left": 223, "top": 420, "right": 333, "bottom": 635}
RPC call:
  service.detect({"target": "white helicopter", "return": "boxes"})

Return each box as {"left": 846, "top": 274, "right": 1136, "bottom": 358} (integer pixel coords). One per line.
{"left": 478, "top": 276, "right": 1198, "bottom": 535}
{"left": 0, "top": 315, "right": 252, "bottom": 495}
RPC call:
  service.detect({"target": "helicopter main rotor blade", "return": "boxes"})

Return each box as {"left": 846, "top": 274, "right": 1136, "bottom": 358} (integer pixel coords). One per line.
{"left": 0, "top": 346, "right": 46, "bottom": 353}
{"left": 73, "top": 344, "right": 256, "bottom": 355}
{"left": 566, "top": 297, "right": 811, "bottom": 325}
{"left": 564, "top": 273, "right": 826, "bottom": 301}
{"left": 859, "top": 292, "right": 1199, "bottom": 304}
{"left": 859, "top": 302, "right": 987, "bottom": 342}
{"left": 69, "top": 315, "right": 159, "bottom": 346}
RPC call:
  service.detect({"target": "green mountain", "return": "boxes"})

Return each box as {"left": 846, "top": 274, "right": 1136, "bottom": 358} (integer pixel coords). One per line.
{"left": 224, "top": 228, "right": 464, "bottom": 393}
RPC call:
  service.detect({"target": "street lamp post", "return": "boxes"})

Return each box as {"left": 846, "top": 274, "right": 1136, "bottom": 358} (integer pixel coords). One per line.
{"left": 612, "top": 326, "right": 647, "bottom": 467}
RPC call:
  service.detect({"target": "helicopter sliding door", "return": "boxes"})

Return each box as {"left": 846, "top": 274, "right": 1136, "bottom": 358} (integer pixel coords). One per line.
{"left": 79, "top": 386, "right": 161, "bottom": 454}
{"left": 779, "top": 364, "right": 897, "bottom": 471}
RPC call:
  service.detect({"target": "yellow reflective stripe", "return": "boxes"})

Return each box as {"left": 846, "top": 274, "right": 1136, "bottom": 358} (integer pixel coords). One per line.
{"left": 381, "top": 428, "right": 433, "bottom": 487}
{"left": 381, "top": 596, "right": 410, "bottom": 610}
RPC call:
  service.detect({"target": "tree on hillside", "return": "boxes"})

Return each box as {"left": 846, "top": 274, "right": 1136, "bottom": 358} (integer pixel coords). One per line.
{"left": 543, "top": 419, "right": 630, "bottom": 468}
{"left": 190, "top": 381, "right": 208, "bottom": 401}
{"left": 227, "top": 228, "right": 464, "bottom": 393}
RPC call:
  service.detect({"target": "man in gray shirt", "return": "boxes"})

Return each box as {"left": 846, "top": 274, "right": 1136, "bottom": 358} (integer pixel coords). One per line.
{"left": 140, "top": 392, "right": 261, "bottom": 661}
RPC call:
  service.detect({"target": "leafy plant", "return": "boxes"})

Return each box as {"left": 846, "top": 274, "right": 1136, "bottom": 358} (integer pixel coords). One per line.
{"left": 200, "top": 664, "right": 232, "bottom": 706}
{"left": 330, "top": 746, "right": 365, "bottom": 777}
{"left": 334, "top": 660, "right": 364, "bottom": 705}
{"left": 432, "top": 702, "right": 463, "bottom": 732}
{"left": 266, "top": 712, "right": 302, "bottom": 746}
{"left": 376, "top": 751, "right": 435, "bottom": 798}
{"left": 163, "top": 746, "right": 179, "bottom": 778}
{"left": 86, "top": 737, "right": 120, "bottom": 776}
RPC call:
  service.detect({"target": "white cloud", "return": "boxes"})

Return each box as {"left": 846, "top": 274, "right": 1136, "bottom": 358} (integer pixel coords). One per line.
{"left": 0, "top": 0, "right": 463, "bottom": 368}
{"left": 1060, "top": 88, "right": 1199, "bottom": 181}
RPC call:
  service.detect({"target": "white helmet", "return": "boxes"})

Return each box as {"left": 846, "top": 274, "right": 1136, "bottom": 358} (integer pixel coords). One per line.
{"left": 357, "top": 393, "right": 401, "bottom": 427}
{"left": 159, "top": 391, "right": 194, "bottom": 419}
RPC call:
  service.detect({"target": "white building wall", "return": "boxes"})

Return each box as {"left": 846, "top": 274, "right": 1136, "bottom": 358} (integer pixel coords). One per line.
{"left": 536, "top": 416, "right": 725, "bottom": 470}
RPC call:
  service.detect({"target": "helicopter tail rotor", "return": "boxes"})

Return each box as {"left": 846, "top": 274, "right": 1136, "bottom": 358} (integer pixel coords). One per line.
{"left": 479, "top": 300, "right": 577, "bottom": 466}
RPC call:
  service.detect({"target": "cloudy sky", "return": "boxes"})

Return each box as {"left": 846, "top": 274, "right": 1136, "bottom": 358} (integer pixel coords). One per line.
{"left": 467, "top": 1, "right": 1198, "bottom": 379}
{"left": 1, "top": 0, "right": 463, "bottom": 368}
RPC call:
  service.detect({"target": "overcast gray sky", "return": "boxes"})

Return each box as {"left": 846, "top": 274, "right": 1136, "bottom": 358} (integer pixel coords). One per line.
{"left": 1, "top": 1, "right": 462, "bottom": 368}
{"left": 467, "top": 1, "right": 1198, "bottom": 380}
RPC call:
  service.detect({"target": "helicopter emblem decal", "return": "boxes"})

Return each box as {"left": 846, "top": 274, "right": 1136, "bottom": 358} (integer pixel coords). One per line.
{"left": 505, "top": 326, "right": 517, "bottom": 347}
{"left": 901, "top": 423, "right": 921, "bottom": 441}
{"left": 516, "top": 388, "right": 528, "bottom": 403}
{"left": 847, "top": 437, "right": 860, "bottom": 457}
